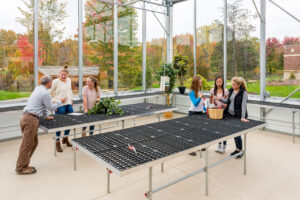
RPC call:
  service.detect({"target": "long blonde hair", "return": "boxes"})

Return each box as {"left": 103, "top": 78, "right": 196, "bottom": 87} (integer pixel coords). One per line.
{"left": 232, "top": 77, "right": 247, "bottom": 91}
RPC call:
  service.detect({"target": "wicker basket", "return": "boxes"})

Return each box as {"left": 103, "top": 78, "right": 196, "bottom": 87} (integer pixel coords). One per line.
{"left": 164, "top": 111, "right": 173, "bottom": 119}
{"left": 208, "top": 108, "right": 224, "bottom": 120}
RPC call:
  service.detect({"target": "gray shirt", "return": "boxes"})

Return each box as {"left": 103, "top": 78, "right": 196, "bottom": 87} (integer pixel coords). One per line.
{"left": 221, "top": 91, "right": 248, "bottom": 119}
{"left": 24, "top": 85, "right": 62, "bottom": 118}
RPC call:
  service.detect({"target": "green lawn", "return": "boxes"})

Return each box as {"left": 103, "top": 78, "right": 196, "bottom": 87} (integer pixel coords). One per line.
{"left": 0, "top": 91, "right": 31, "bottom": 101}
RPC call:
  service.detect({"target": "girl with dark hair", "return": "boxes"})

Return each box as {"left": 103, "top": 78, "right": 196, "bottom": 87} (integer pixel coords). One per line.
{"left": 82, "top": 76, "right": 101, "bottom": 137}
{"left": 210, "top": 76, "right": 229, "bottom": 153}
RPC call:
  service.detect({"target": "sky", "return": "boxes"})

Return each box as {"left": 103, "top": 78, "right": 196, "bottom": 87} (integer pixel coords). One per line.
{"left": 0, "top": 0, "right": 299, "bottom": 42}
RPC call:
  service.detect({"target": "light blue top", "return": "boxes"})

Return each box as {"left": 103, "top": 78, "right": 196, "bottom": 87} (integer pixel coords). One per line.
{"left": 189, "top": 90, "right": 202, "bottom": 107}
{"left": 24, "top": 85, "right": 62, "bottom": 118}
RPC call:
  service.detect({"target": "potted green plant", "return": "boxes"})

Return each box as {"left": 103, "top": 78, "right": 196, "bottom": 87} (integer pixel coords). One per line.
{"left": 156, "top": 63, "right": 178, "bottom": 106}
{"left": 88, "top": 97, "right": 124, "bottom": 116}
{"left": 173, "top": 55, "right": 188, "bottom": 94}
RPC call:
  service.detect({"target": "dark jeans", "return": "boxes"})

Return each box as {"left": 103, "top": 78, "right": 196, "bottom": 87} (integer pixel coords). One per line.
{"left": 234, "top": 136, "right": 243, "bottom": 150}
{"left": 219, "top": 141, "right": 227, "bottom": 146}
{"left": 56, "top": 104, "right": 73, "bottom": 141}
{"left": 83, "top": 126, "right": 95, "bottom": 136}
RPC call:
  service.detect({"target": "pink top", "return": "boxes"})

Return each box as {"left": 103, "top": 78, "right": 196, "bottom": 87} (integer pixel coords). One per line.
{"left": 82, "top": 86, "right": 101, "bottom": 110}
{"left": 210, "top": 88, "right": 229, "bottom": 107}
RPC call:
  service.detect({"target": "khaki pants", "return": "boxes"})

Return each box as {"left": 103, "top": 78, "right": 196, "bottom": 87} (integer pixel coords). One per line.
{"left": 16, "top": 113, "right": 39, "bottom": 170}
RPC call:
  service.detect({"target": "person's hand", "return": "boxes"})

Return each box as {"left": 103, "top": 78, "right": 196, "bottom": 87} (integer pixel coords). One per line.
{"left": 198, "top": 92, "right": 204, "bottom": 98}
{"left": 60, "top": 97, "right": 68, "bottom": 103}
{"left": 214, "top": 97, "right": 220, "bottom": 101}
{"left": 241, "top": 118, "right": 249, "bottom": 123}
{"left": 45, "top": 116, "right": 54, "bottom": 120}
{"left": 84, "top": 109, "right": 88, "bottom": 114}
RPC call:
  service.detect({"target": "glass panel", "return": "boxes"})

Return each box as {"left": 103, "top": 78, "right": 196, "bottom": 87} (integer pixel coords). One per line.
{"left": 38, "top": 0, "right": 79, "bottom": 93}
{"left": 146, "top": 11, "right": 166, "bottom": 90}
{"left": 266, "top": 0, "right": 300, "bottom": 99}
{"left": 83, "top": 0, "right": 113, "bottom": 93}
{"left": 118, "top": 1, "right": 143, "bottom": 91}
{"left": 0, "top": 0, "right": 34, "bottom": 98}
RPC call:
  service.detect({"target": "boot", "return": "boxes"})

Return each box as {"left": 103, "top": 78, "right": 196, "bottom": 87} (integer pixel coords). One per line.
{"left": 62, "top": 137, "right": 72, "bottom": 147}
{"left": 56, "top": 141, "right": 63, "bottom": 153}
{"left": 82, "top": 130, "right": 86, "bottom": 137}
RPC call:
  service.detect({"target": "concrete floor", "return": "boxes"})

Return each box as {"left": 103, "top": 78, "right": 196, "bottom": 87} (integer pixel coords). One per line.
{"left": 0, "top": 114, "right": 300, "bottom": 200}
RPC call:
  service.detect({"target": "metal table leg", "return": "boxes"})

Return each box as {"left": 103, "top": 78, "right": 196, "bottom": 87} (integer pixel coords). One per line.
{"left": 54, "top": 133, "right": 57, "bottom": 157}
{"left": 107, "top": 168, "right": 111, "bottom": 193}
{"left": 73, "top": 144, "right": 77, "bottom": 171}
{"left": 122, "top": 120, "right": 125, "bottom": 129}
{"left": 157, "top": 114, "right": 161, "bottom": 122}
{"left": 134, "top": 119, "right": 136, "bottom": 127}
{"left": 161, "top": 163, "right": 164, "bottom": 173}
{"left": 292, "top": 111, "right": 295, "bottom": 143}
{"left": 200, "top": 149, "right": 202, "bottom": 158}
{"left": 244, "top": 133, "right": 247, "bottom": 175}
{"left": 148, "top": 167, "right": 153, "bottom": 200}
{"left": 205, "top": 147, "right": 209, "bottom": 196}
{"left": 99, "top": 124, "right": 101, "bottom": 134}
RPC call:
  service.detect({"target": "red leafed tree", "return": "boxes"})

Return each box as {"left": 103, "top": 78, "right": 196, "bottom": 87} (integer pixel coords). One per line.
{"left": 17, "top": 35, "right": 46, "bottom": 65}
{"left": 282, "top": 36, "right": 300, "bottom": 45}
{"left": 266, "top": 37, "right": 283, "bottom": 77}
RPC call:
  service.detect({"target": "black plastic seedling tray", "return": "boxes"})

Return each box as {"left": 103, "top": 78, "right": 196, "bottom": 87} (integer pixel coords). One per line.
{"left": 72, "top": 114, "right": 265, "bottom": 172}
{"left": 38, "top": 103, "right": 173, "bottom": 129}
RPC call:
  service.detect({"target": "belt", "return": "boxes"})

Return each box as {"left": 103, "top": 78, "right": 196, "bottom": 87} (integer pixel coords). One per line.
{"left": 24, "top": 112, "right": 39, "bottom": 119}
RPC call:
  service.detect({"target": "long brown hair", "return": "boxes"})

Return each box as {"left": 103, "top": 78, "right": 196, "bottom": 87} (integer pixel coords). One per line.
{"left": 214, "top": 75, "right": 225, "bottom": 96}
{"left": 88, "top": 76, "right": 99, "bottom": 93}
{"left": 232, "top": 77, "right": 247, "bottom": 91}
{"left": 190, "top": 76, "right": 202, "bottom": 98}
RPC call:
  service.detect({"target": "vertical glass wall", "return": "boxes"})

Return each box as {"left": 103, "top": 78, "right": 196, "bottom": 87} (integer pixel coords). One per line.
{"left": 146, "top": 11, "right": 166, "bottom": 90}
{"left": 0, "top": 0, "right": 34, "bottom": 94}
{"left": 196, "top": 0, "right": 224, "bottom": 82}
{"left": 118, "top": 1, "right": 143, "bottom": 91}
{"left": 38, "top": 0, "right": 79, "bottom": 93}
{"left": 83, "top": 0, "right": 113, "bottom": 92}
{"left": 265, "top": 0, "right": 300, "bottom": 98}
{"left": 173, "top": 0, "right": 194, "bottom": 78}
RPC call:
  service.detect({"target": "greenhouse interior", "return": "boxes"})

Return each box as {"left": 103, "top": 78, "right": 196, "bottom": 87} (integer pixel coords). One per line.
{"left": 0, "top": 0, "right": 300, "bottom": 199}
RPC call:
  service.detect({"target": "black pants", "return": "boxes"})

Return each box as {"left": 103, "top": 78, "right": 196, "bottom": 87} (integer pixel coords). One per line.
{"left": 188, "top": 111, "right": 204, "bottom": 116}
{"left": 234, "top": 136, "right": 243, "bottom": 150}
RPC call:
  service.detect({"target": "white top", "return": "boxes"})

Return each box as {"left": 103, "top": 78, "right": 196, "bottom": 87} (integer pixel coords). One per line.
{"left": 50, "top": 78, "right": 73, "bottom": 106}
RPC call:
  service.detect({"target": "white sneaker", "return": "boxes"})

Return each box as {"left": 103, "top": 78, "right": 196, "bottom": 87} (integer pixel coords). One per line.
{"left": 219, "top": 145, "right": 226, "bottom": 154}
{"left": 215, "top": 144, "right": 222, "bottom": 153}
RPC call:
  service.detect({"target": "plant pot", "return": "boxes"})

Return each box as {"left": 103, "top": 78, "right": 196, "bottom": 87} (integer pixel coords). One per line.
{"left": 178, "top": 86, "right": 186, "bottom": 94}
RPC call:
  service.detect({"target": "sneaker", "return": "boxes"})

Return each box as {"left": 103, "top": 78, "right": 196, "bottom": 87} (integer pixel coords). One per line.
{"left": 230, "top": 150, "right": 240, "bottom": 156}
{"left": 236, "top": 153, "right": 244, "bottom": 159}
{"left": 189, "top": 152, "right": 197, "bottom": 156}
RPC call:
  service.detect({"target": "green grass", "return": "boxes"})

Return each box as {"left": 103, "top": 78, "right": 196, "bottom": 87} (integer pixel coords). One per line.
{"left": 0, "top": 91, "right": 31, "bottom": 101}
{"left": 130, "top": 83, "right": 160, "bottom": 91}
{"left": 246, "top": 82, "right": 300, "bottom": 99}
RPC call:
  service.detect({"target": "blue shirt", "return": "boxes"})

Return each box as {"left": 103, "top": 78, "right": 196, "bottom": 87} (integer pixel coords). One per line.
{"left": 24, "top": 85, "right": 62, "bottom": 118}
{"left": 189, "top": 90, "right": 201, "bottom": 107}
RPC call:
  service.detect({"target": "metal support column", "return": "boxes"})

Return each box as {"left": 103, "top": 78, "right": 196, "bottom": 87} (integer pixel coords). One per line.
{"left": 34, "top": 0, "right": 38, "bottom": 88}
{"left": 148, "top": 166, "right": 153, "bottom": 200}
{"left": 292, "top": 111, "right": 296, "bottom": 143}
{"left": 205, "top": 148, "right": 209, "bottom": 196}
{"left": 260, "top": 0, "right": 267, "bottom": 124}
{"left": 78, "top": 0, "right": 83, "bottom": 98}
{"left": 193, "top": 0, "right": 197, "bottom": 76}
{"left": 166, "top": 3, "right": 173, "bottom": 64}
{"left": 260, "top": 0, "right": 266, "bottom": 102}
{"left": 107, "top": 169, "right": 111, "bottom": 193}
{"left": 244, "top": 133, "right": 247, "bottom": 175}
{"left": 114, "top": 0, "right": 118, "bottom": 96}
{"left": 74, "top": 128, "right": 77, "bottom": 170}
{"left": 142, "top": 2, "right": 147, "bottom": 93}
{"left": 223, "top": 0, "right": 227, "bottom": 87}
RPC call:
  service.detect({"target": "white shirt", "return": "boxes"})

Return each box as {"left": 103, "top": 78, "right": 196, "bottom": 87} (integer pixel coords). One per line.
{"left": 50, "top": 78, "right": 73, "bottom": 106}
